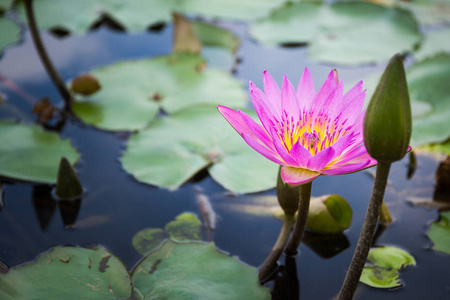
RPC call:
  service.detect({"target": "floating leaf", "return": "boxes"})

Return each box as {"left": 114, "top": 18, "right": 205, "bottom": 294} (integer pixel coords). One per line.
{"left": 414, "top": 29, "right": 450, "bottom": 61}
{"left": 427, "top": 211, "right": 450, "bottom": 254}
{"left": 399, "top": 0, "right": 450, "bottom": 27}
{"left": 306, "top": 194, "right": 353, "bottom": 234}
{"left": 131, "top": 240, "right": 271, "bottom": 299}
{"left": 16, "top": 0, "right": 286, "bottom": 33}
{"left": 0, "top": 16, "right": 21, "bottom": 53}
{"left": 407, "top": 54, "right": 450, "bottom": 146}
{"left": 250, "top": 1, "right": 421, "bottom": 65}
{"left": 164, "top": 212, "right": 202, "bottom": 242}
{"left": 71, "top": 54, "right": 247, "bottom": 131}
{"left": 0, "top": 246, "right": 132, "bottom": 300}
{"left": 360, "top": 246, "right": 416, "bottom": 289}
{"left": 121, "top": 107, "right": 278, "bottom": 193}
{"left": 132, "top": 228, "right": 166, "bottom": 256}
{"left": 55, "top": 157, "right": 83, "bottom": 199}
{"left": 0, "top": 121, "right": 79, "bottom": 183}
{"left": 0, "top": 0, "right": 13, "bottom": 12}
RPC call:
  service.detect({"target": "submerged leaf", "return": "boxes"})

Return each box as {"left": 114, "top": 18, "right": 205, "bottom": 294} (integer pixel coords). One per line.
{"left": 164, "top": 212, "right": 202, "bottom": 242}
{"left": 173, "top": 13, "right": 202, "bottom": 54}
{"left": 0, "top": 246, "right": 132, "bottom": 300}
{"left": 71, "top": 54, "right": 246, "bottom": 131}
{"left": 121, "top": 107, "right": 278, "bottom": 193}
{"left": 0, "top": 121, "right": 79, "bottom": 183}
{"left": 132, "top": 228, "right": 166, "bottom": 256}
{"left": 132, "top": 240, "right": 271, "bottom": 299}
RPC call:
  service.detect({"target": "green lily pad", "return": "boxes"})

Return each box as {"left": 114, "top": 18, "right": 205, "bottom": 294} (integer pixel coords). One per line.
{"left": 414, "top": 28, "right": 450, "bottom": 61}
{"left": 407, "top": 54, "right": 450, "bottom": 146}
{"left": 121, "top": 107, "right": 278, "bottom": 193}
{"left": 427, "top": 211, "right": 450, "bottom": 254}
{"left": 399, "top": 0, "right": 450, "bottom": 27}
{"left": 164, "top": 212, "right": 202, "bottom": 242}
{"left": 0, "top": 16, "right": 21, "bottom": 53}
{"left": 71, "top": 54, "right": 247, "bottom": 131}
{"left": 418, "top": 140, "right": 450, "bottom": 155}
{"left": 15, "top": 0, "right": 286, "bottom": 33}
{"left": 131, "top": 240, "right": 271, "bottom": 300}
{"left": 132, "top": 228, "right": 166, "bottom": 256}
{"left": 0, "top": 121, "right": 79, "bottom": 183}
{"left": 361, "top": 246, "right": 416, "bottom": 289}
{"left": 250, "top": 1, "right": 421, "bottom": 65}
{"left": 0, "top": 0, "right": 13, "bottom": 12}
{"left": 0, "top": 246, "right": 132, "bottom": 300}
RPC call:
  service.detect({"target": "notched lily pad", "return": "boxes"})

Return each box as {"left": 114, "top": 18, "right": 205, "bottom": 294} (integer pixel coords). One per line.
{"left": 250, "top": 1, "right": 421, "bottom": 65}
{"left": 360, "top": 246, "right": 416, "bottom": 289}
{"left": 0, "top": 121, "right": 79, "bottom": 183}
{"left": 0, "top": 246, "right": 132, "bottom": 300}
{"left": 131, "top": 240, "right": 271, "bottom": 300}
{"left": 71, "top": 54, "right": 247, "bottom": 131}
{"left": 121, "top": 106, "right": 278, "bottom": 193}
{"left": 427, "top": 211, "right": 450, "bottom": 254}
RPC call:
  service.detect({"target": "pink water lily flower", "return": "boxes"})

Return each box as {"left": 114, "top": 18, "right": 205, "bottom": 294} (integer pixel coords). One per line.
{"left": 218, "top": 68, "right": 377, "bottom": 186}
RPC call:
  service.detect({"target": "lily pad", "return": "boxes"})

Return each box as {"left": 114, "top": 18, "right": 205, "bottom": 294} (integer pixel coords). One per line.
{"left": 399, "top": 0, "right": 450, "bottom": 27}
{"left": 427, "top": 211, "right": 450, "bottom": 254}
{"left": 0, "top": 16, "right": 21, "bottom": 53}
{"left": 414, "top": 28, "right": 450, "bottom": 61}
{"left": 131, "top": 240, "right": 271, "bottom": 300}
{"left": 121, "top": 107, "right": 278, "bottom": 193}
{"left": 407, "top": 54, "right": 450, "bottom": 146}
{"left": 0, "top": 121, "right": 79, "bottom": 183}
{"left": 164, "top": 212, "right": 202, "bottom": 242}
{"left": 250, "top": 1, "right": 421, "bottom": 65}
{"left": 71, "top": 54, "right": 247, "bottom": 131}
{"left": 15, "top": 0, "right": 286, "bottom": 33}
{"left": 360, "top": 246, "right": 416, "bottom": 289}
{"left": 0, "top": 0, "right": 13, "bottom": 12}
{"left": 0, "top": 246, "right": 132, "bottom": 300}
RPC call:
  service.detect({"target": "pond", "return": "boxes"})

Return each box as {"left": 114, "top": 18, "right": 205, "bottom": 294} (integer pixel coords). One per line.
{"left": 0, "top": 1, "right": 449, "bottom": 299}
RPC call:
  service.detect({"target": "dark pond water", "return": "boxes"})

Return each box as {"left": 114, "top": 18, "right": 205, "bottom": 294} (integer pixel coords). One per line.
{"left": 0, "top": 25, "right": 449, "bottom": 299}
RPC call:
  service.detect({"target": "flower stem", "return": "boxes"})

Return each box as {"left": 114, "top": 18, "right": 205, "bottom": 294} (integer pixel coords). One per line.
{"left": 259, "top": 213, "right": 295, "bottom": 281}
{"left": 284, "top": 182, "right": 312, "bottom": 255}
{"left": 24, "top": 0, "right": 73, "bottom": 112}
{"left": 338, "top": 162, "right": 391, "bottom": 300}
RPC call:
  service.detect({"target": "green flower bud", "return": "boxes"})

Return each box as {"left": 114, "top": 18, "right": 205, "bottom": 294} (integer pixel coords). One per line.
{"left": 276, "top": 166, "right": 299, "bottom": 215}
{"left": 364, "top": 54, "right": 412, "bottom": 163}
{"left": 306, "top": 194, "right": 352, "bottom": 234}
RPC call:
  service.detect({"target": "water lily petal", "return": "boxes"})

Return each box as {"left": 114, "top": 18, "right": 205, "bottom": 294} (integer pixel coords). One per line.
{"left": 321, "top": 160, "right": 372, "bottom": 175}
{"left": 281, "top": 166, "right": 320, "bottom": 185}
{"left": 269, "top": 126, "right": 299, "bottom": 166}
{"left": 263, "top": 70, "right": 282, "bottom": 115}
{"left": 330, "top": 133, "right": 356, "bottom": 161}
{"left": 307, "top": 147, "right": 335, "bottom": 171}
{"left": 281, "top": 74, "right": 300, "bottom": 124}
{"left": 249, "top": 82, "right": 277, "bottom": 131}
{"left": 297, "top": 67, "right": 316, "bottom": 111}
{"left": 290, "top": 140, "right": 313, "bottom": 168}
{"left": 237, "top": 110, "right": 274, "bottom": 150}
{"left": 218, "top": 105, "right": 257, "bottom": 140}
{"left": 241, "top": 132, "right": 285, "bottom": 165}
{"left": 312, "top": 70, "right": 339, "bottom": 112}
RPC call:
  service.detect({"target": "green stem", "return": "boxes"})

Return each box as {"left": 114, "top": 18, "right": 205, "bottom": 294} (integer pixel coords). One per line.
{"left": 338, "top": 162, "right": 391, "bottom": 300}
{"left": 24, "top": 0, "right": 73, "bottom": 112}
{"left": 284, "top": 182, "right": 312, "bottom": 255}
{"left": 259, "top": 213, "right": 295, "bottom": 281}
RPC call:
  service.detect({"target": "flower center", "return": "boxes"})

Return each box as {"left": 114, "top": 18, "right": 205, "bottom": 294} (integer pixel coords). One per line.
{"left": 274, "top": 109, "right": 349, "bottom": 155}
